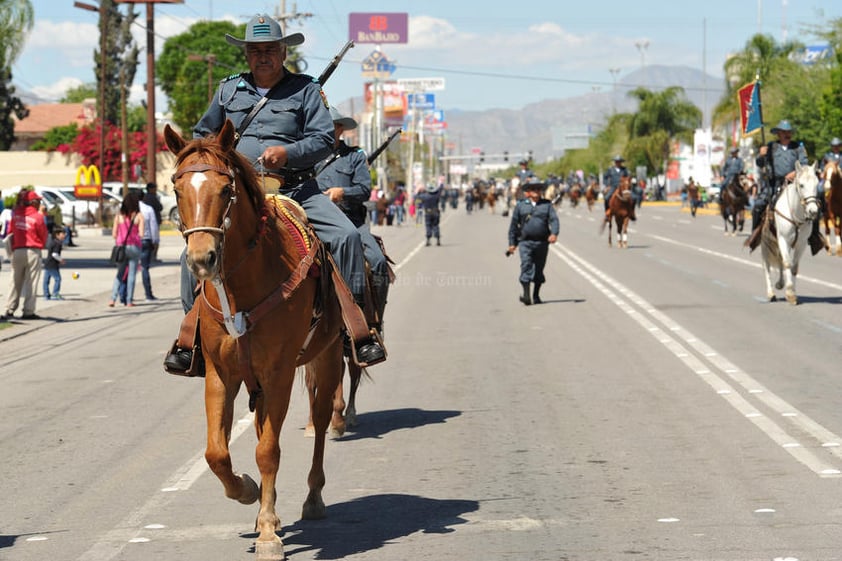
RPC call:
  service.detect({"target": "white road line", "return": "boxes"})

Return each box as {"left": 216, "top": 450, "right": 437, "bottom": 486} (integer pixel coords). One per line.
{"left": 76, "top": 411, "right": 254, "bottom": 561}
{"left": 649, "top": 233, "right": 842, "bottom": 292}
{"left": 553, "top": 243, "right": 842, "bottom": 478}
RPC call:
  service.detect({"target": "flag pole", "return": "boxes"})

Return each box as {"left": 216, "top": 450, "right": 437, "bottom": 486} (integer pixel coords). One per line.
{"left": 755, "top": 70, "right": 765, "bottom": 146}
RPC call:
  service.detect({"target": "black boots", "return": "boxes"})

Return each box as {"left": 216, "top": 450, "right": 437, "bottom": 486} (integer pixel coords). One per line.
{"left": 163, "top": 346, "right": 205, "bottom": 377}
{"left": 533, "top": 283, "right": 543, "bottom": 304}
{"left": 519, "top": 282, "right": 532, "bottom": 306}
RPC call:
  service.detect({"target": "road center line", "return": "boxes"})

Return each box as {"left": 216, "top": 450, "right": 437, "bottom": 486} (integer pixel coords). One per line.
{"left": 552, "top": 243, "right": 842, "bottom": 478}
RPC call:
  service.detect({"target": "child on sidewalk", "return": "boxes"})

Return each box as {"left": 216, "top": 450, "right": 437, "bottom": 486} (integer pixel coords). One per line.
{"left": 43, "top": 226, "right": 66, "bottom": 300}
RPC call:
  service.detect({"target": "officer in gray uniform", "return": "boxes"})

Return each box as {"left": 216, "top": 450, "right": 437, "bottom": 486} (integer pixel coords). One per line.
{"left": 417, "top": 184, "right": 443, "bottom": 246}
{"left": 316, "top": 106, "right": 390, "bottom": 331}
{"left": 603, "top": 155, "right": 634, "bottom": 220}
{"left": 747, "top": 120, "right": 821, "bottom": 253}
{"left": 165, "top": 14, "right": 384, "bottom": 373}
{"left": 507, "top": 180, "right": 559, "bottom": 305}
{"left": 721, "top": 147, "right": 744, "bottom": 191}
{"left": 821, "top": 137, "right": 842, "bottom": 170}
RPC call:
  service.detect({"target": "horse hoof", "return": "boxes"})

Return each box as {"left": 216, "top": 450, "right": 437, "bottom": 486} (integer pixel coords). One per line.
{"left": 329, "top": 424, "right": 345, "bottom": 439}
{"left": 237, "top": 473, "right": 260, "bottom": 505}
{"left": 768, "top": 294, "right": 777, "bottom": 302}
{"left": 255, "top": 540, "right": 285, "bottom": 561}
{"left": 786, "top": 293, "right": 798, "bottom": 305}
{"left": 302, "top": 496, "right": 326, "bottom": 520}
{"left": 304, "top": 424, "right": 316, "bottom": 438}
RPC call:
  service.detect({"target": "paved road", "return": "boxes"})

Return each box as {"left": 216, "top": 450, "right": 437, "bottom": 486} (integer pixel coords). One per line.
{"left": 2, "top": 202, "right": 842, "bottom": 561}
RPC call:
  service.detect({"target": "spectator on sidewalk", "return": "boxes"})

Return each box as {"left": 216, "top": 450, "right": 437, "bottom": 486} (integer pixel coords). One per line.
{"left": 3, "top": 189, "right": 49, "bottom": 320}
{"left": 138, "top": 195, "right": 160, "bottom": 301}
{"left": 42, "top": 226, "right": 66, "bottom": 300}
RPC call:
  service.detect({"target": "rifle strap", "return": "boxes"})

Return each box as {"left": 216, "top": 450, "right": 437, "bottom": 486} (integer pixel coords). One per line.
{"left": 234, "top": 79, "right": 284, "bottom": 145}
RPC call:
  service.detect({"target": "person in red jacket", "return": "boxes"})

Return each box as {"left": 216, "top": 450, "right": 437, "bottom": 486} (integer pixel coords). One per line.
{"left": 2, "top": 189, "right": 48, "bottom": 320}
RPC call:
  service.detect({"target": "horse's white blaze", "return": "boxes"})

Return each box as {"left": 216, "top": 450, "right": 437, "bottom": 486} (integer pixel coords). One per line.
{"left": 189, "top": 171, "right": 207, "bottom": 218}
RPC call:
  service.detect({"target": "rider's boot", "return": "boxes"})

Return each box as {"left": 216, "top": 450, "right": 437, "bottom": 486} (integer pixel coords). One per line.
{"left": 519, "top": 281, "right": 532, "bottom": 306}
{"left": 163, "top": 306, "right": 204, "bottom": 377}
{"left": 808, "top": 219, "right": 825, "bottom": 256}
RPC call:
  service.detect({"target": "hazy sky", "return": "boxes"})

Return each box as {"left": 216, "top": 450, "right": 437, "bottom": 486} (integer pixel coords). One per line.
{"left": 13, "top": 0, "right": 839, "bottom": 113}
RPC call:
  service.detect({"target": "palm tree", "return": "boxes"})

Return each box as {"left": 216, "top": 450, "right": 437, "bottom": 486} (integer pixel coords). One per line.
{"left": 0, "top": 0, "right": 33, "bottom": 69}
{"left": 626, "top": 86, "right": 701, "bottom": 174}
{"left": 711, "top": 33, "right": 802, "bottom": 133}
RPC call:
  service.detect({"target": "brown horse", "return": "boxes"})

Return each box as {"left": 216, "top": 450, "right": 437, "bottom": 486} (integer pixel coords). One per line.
{"left": 719, "top": 172, "right": 750, "bottom": 235}
{"left": 600, "top": 175, "right": 634, "bottom": 248}
{"left": 163, "top": 120, "right": 345, "bottom": 560}
{"left": 584, "top": 180, "right": 598, "bottom": 212}
{"left": 822, "top": 160, "right": 842, "bottom": 255}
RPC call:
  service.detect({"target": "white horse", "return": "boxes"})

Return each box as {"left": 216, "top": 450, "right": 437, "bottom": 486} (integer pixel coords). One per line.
{"left": 760, "top": 160, "right": 819, "bottom": 304}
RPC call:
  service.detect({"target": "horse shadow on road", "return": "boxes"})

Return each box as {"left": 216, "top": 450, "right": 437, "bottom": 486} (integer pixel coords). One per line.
{"left": 335, "top": 408, "right": 460, "bottom": 442}
{"left": 781, "top": 294, "right": 842, "bottom": 305}
{"left": 258, "top": 493, "right": 479, "bottom": 559}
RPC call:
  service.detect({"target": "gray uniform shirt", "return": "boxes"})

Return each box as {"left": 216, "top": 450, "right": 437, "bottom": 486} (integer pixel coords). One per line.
{"left": 316, "top": 141, "right": 371, "bottom": 227}
{"left": 194, "top": 71, "right": 334, "bottom": 171}
{"left": 756, "top": 140, "right": 808, "bottom": 185}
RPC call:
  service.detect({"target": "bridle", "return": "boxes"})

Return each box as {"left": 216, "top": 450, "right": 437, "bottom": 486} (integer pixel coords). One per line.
{"left": 776, "top": 169, "right": 818, "bottom": 229}
{"left": 171, "top": 163, "right": 237, "bottom": 239}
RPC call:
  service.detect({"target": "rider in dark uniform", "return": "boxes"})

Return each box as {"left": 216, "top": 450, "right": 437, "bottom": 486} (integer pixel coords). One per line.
{"left": 746, "top": 120, "right": 822, "bottom": 254}
{"left": 603, "top": 155, "right": 634, "bottom": 221}
{"left": 164, "top": 14, "right": 385, "bottom": 374}
{"left": 721, "top": 147, "right": 744, "bottom": 191}
{"left": 507, "top": 179, "right": 559, "bottom": 305}
{"left": 316, "top": 106, "right": 391, "bottom": 332}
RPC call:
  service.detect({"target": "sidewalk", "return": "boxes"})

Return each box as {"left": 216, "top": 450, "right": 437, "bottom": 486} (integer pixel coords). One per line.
{"left": 0, "top": 227, "right": 185, "bottom": 340}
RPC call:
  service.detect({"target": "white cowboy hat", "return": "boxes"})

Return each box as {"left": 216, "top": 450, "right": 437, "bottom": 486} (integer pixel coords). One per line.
{"left": 225, "top": 14, "right": 304, "bottom": 47}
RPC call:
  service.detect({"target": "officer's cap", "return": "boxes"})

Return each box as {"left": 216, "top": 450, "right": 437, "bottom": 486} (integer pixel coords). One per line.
{"left": 522, "top": 180, "right": 546, "bottom": 192}
{"left": 613, "top": 154, "right": 625, "bottom": 162}
{"left": 226, "top": 14, "right": 304, "bottom": 47}
{"left": 518, "top": 159, "right": 528, "bottom": 166}
{"left": 329, "top": 106, "right": 357, "bottom": 130}
{"left": 771, "top": 120, "right": 794, "bottom": 134}
{"left": 831, "top": 137, "right": 842, "bottom": 147}
{"left": 730, "top": 146, "right": 739, "bottom": 153}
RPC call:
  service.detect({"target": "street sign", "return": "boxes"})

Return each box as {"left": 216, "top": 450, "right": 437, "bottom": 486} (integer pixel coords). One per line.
{"left": 407, "top": 93, "right": 435, "bottom": 110}
{"left": 397, "top": 77, "right": 446, "bottom": 91}
{"left": 361, "top": 50, "right": 396, "bottom": 79}
{"left": 349, "top": 13, "right": 408, "bottom": 44}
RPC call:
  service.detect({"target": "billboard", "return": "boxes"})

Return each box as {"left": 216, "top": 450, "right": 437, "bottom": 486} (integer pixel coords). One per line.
{"left": 349, "top": 13, "right": 408, "bottom": 44}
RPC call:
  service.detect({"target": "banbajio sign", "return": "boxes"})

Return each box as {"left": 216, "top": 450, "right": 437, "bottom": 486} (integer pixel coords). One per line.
{"left": 349, "top": 13, "right": 408, "bottom": 44}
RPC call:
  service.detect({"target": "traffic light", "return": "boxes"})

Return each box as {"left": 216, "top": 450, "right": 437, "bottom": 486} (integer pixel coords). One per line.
{"left": 479, "top": 151, "right": 485, "bottom": 163}
{"left": 503, "top": 151, "right": 509, "bottom": 162}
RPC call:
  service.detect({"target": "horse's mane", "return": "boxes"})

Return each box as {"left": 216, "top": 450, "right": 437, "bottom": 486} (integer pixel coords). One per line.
{"left": 175, "top": 135, "right": 265, "bottom": 213}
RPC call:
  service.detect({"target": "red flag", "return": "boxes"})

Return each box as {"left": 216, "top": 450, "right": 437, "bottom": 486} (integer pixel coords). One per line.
{"left": 737, "top": 81, "right": 763, "bottom": 137}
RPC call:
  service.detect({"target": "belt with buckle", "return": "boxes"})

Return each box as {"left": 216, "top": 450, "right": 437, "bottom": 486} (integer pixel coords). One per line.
{"left": 257, "top": 168, "right": 316, "bottom": 192}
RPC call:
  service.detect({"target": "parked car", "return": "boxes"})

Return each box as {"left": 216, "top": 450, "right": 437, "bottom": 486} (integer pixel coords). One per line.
{"left": 0, "top": 185, "right": 101, "bottom": 225}
{"left": 102, "top": 182, "right": 179, "bottom": 227}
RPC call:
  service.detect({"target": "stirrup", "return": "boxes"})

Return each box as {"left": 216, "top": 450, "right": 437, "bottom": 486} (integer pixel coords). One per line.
{"left": 348, "top": 329, "right": 387, "bottom": 368}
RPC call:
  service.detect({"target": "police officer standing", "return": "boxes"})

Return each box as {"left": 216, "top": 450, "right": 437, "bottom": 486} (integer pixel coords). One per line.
{"left": 721, "top": 147, "right": 744, "bottom": 191}
{"left": 164, "top": 14, "right": 384, "bottom": 374}
{"left": 417, "top": 184, "right": 443, "bottom": 246}
{"left": 507, "top": 180, "right": 559, "bottom": 306}
{"left": 747, "top": 120, "right": 822, "bottom": 254}
{"left": 317, "top": 106, "right": 391, "bottom": 331}
{"left": 603, "top": 155, "right": 634, "bottom": 220}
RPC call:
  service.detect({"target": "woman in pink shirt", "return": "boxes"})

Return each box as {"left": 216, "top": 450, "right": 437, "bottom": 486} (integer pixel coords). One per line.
{"left": 109, "top": 191, "right": 144, "bottom": 307}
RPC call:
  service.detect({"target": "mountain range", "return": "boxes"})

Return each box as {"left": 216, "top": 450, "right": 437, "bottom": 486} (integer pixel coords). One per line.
{"left": 435, "top": 65, "right": 727, "bottom": 164}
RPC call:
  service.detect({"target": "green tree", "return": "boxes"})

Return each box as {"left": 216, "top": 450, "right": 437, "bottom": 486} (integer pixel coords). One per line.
{"left": 626, "top": 86, "right": 701, "bottom": 174}
{"left": 0, "top": 0, "right": 33, "bottom": 150}
{"left": 711, "top": 33, "right": 803, "bottom": 136}
{"left": 30, "top": 123, "right": 79, "bottom": 151}
{"left": 62, "top": 83, "right": 97, "bottom": 103}
{"left": 0, "top": 0, "right": 33, "bottom": 68}
{"left": 95, "top": 0, "right": 139, "bottom": 125}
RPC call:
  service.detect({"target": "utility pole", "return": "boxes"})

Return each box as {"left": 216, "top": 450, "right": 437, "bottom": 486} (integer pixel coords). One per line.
{"left": 274, "top": 0, "right": 312, "bottom": 35}
{"left": 187, "top": 54, "right": 217, "bottom": 103}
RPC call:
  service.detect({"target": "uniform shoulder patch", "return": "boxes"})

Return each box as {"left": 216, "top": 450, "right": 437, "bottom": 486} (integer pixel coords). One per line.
{"left": 319, "top": 89, "right": 330, "bottom": 109}
{"left": 222, "top": 72, "right": 243, "bottom": 82}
